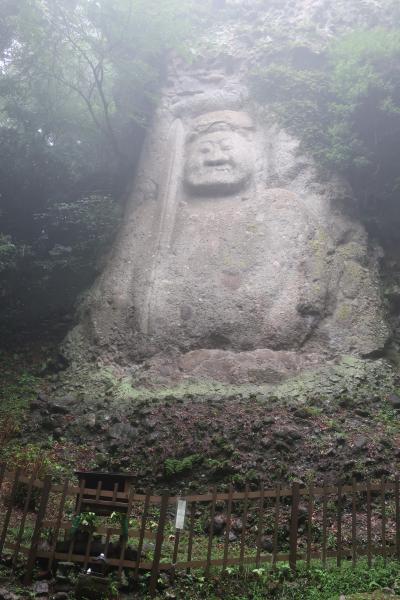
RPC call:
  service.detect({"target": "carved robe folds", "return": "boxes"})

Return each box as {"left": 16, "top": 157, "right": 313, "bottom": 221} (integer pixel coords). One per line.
{"left": 73, "top": 106, "right": 389, "bottom": 383}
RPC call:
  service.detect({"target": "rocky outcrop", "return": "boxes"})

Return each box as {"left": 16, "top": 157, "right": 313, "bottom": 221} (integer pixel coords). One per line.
{"left": 62, "top": 0, "right": 391, "bottom": 388}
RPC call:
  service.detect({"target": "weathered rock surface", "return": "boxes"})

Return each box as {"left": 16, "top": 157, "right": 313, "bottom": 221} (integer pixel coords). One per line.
{"left": 49, "top": 0, "right": 391, "bottom": 395}
{"left": 0, "top": 589, "right": 20, "bottom": 600}
{"left": 64, "top": 44, "right": 389, "bottom": 386}
{"left": 24, "top": 355, "right": 400, "bottom": 495}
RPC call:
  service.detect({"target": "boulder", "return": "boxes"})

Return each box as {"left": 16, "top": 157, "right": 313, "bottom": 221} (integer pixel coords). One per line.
{"left": 0, "top": 589, "right": 20, "bottom": 600}
{"left": 389, "top": 394, "right": 400, "bottom": 409}
{"left": 204, "top": 514, "right": 226, "bottom": 536}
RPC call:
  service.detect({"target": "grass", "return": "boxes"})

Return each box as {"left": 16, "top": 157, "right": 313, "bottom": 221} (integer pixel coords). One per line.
{"left": 0, "top": 350, "right": 43, "bottom": 452}
{"left": 164, "top": 454, "right": 203, "bottom": 477}
{"left": 0, "top": 370, "right": 39, "bottom": 427}
{"left": 137, "top": 559, "right": 400, "bottom": 599}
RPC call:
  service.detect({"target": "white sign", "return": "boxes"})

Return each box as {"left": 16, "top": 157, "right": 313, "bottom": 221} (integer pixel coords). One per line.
{"left": 175, "top": 499, "right": 187, "bottom": 530}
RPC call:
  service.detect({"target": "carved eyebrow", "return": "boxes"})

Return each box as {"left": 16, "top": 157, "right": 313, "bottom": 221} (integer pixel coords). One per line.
{"left": 199, "top": 121, "right": 232, "bottom": 134}
{"left": 187, "top": 122, "right": 233, "bottom": 143}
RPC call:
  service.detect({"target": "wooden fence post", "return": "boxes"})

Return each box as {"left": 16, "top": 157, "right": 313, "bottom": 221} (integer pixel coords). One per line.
{"left": 239, "top": 484, "right": 250, "bottom": 572}
{"left": 12, "top": 472, "right": 36, "bottom": 567}
{"left": 48, "top": 478, "right": 69, "bottom": 572}
{"left": 205, "top": 487, "right": 217, "bottom": 578}
{"left": 0, "top": 463, "right": 6, "bottom": 495}
{"left": 289, "top": 482, "right": 300, "bottom": 571}
{"left": 117, "top": 486, "right": 135, "bottom": 579}
{"left": 272, "top": 484, "right": 281, "bottom": 570}
{"left": 396, "top": 475, "right": 400, "bottom": 560}
{"left": 255, "top": 483, "right": 265, "bottom": 568}
{"left": 337, "top": 482, "right": 343, "bottom": 567}
{"left": 381, "top": 476, "right": 387, "bottom": 565}
{"left": 223, "top": 484, "right": 234, "bottom": 570}
{"left": 149, "top": 493, "right": 169, "bottom": 597}
{"left": 322, "top": 480, "right": 328, "bottom": 568}
{"left": 134, "top": 491, "right": 150, "bottom": 582}
{"left": 351, "top": 478, "right": 357, "bottom": 568}
{"left": 366, "top": 480, "right": 372, "bottom": 567}
{"left": 24, "top": 475, "right": 52, "bottom": 584}
{"left": 0, "top": 468, "right": 21, "bottom": 555}
{"left": 306, "top": 483, "right": 314, "bottom": 569}
{"left": 186, "top": 501, "right": 196, "bottom": 574}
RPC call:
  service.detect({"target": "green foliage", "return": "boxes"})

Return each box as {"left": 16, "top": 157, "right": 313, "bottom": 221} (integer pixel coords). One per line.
{"left": 73, "top": 511, "right": 99, "bottom": 533}
{"left": 251, "top": 27, "right": 400, "bottom": 210}
{"left": 0, "top": 368, "right": 39, "bottom": 422}
{"left": 137, "top": 559, "right": 400, "bottom": 598}
{"left": 0, "top": 350, "right": 42, "bottom": 452}
{"left": 164, "top": 454, "right": 202, "bottom": 477}
{"left": 2, "top": 0, "right": 197, "bottom": 151}
{"left": 2, "top": 442, "right": 65, "bottom": 478}
{"left": 0, "top": 234, "right": 18, "bottom": 273}
{"left": 0, "top": 0, "right": 202, "bottom": 337}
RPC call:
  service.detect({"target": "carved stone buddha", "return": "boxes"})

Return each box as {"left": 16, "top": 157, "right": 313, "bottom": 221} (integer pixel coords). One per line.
{"left": 67, "top": 100, "right": 389, "bottom": 383}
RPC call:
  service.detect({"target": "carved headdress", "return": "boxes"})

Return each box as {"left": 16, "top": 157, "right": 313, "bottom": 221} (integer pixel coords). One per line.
{"left": 188, "top": 110, "right": 254, "bottom": 141}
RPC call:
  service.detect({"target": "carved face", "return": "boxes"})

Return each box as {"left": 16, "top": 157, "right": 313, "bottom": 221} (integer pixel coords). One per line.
{"left": 184, "top": 128, "right": 254, "bottom": 196}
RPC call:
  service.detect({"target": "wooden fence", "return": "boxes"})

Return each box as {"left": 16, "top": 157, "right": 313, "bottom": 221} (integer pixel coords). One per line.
{"left": 0, "top": 465, "right": 400, "bottom": 595}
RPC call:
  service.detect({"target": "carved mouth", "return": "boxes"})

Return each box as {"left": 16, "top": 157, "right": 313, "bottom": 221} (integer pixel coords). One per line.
{"left": 204, "top": 157, "right": 234, "bottom": 170}
{"left": 206, "top": 164, "right": 233, "bottom": 172}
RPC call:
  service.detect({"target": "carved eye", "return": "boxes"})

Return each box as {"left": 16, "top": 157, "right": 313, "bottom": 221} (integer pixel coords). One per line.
{"left": 200, "top": 146, "right": 211, "bottom": 154}
{"left": 221, "top": 143, "right": 231, "bottom": 151}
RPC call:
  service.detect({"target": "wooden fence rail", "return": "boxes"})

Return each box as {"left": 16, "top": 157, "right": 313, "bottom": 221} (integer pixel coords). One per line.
{"left": 0, "top": 465, "right": 399, "bottom": 596}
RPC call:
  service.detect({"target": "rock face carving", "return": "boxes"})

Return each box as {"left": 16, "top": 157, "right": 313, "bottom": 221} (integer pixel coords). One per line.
{"left": 67, "top": 70, "right": 389, "bottom": 385}
{"left": 184, "top": 111, "right": 255, "bottom": 196}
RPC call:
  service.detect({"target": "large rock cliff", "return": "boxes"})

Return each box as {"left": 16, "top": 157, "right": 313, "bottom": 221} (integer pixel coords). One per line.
{"left": 63, "top": 0, "right": 390, "bottom": 388}
{"left": 23, "top": 0, "right": 400, "bottom": 487}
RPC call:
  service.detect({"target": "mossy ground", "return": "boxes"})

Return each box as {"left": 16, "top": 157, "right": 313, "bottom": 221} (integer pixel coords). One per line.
{"left": 147, "top": 560, "right": 400, "bottom": 599}
{"left": 0, "top": 344, "right": 98, "bottom": 478}
{"left": 1, "top": 558, "right": 400, "bottom": 599}
{"left": 2, "top": 347, "right": 400, "bottom": 599}
{"left": 1, "top": 346, "right": 400, "bottom": 492}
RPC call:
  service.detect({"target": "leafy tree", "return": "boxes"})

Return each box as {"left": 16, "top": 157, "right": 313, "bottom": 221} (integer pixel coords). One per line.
{"left": 0, "top": 0, "right": 201, "bottom": 339}
{"left": 250, "top": 27, "right": 400, "bottom": 221}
